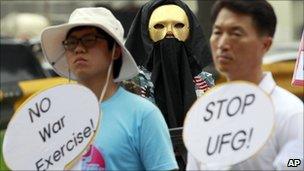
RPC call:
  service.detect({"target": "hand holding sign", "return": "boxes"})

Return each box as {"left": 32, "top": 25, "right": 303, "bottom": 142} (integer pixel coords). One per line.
{"left": 183, "top": 81, "right": 274, "bottom": 168}
{"left": 2, "top": 84, "right": 100, "bottom": 170}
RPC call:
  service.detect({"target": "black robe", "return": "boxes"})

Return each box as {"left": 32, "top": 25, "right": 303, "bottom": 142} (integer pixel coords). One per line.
{"left": 125, "top": 0, "right": 212, "bottom": 128}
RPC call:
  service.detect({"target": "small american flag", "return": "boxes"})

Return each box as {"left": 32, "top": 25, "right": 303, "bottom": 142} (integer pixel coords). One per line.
{"left": 193, "top": 76, "right": 210, "bottom": 92}
{"left": 140, "top": 85, "right": 152, "bottom": 98}
{"left": 140, "top": 86, "right": 147, "bottom": 97}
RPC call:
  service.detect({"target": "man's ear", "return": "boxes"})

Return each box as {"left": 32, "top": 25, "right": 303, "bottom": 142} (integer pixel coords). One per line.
{"left": 113, "top": 44, "right": 122, "bottom": 60}
{"left": 262, "top": 36, "right": 273, "bottom": 54}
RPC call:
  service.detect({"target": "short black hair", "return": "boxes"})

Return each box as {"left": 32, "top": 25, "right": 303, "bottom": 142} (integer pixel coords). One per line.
{"left": 65, "top": 26, "right": 122, "bottom": 79}
{"left": 211, "top": 0, "right": 277, "bottom": 37}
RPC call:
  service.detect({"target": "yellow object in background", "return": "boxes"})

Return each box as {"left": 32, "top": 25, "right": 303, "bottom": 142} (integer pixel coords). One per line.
{"left": 14, "top": 77, "right": 70, "bottom": 110}
{"left": 263, "top": 61, "right": 303, "bottom": 98}
{"left": 0, "top": 90, "right": 3, "bottom": 102}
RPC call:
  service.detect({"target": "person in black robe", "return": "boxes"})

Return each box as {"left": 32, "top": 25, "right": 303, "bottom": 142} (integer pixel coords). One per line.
{"left": 125, "top": 0, "right": 213, "bottom": 128}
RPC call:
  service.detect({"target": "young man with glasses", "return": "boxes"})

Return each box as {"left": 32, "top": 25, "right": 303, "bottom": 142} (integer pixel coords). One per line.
{"left": 41, "top": 7, "right": 178, "bottom": 170}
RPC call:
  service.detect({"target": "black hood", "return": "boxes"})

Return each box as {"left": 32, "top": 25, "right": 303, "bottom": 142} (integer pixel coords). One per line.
{"left": 125, "top": 0, "right": 213, "bottom": 71}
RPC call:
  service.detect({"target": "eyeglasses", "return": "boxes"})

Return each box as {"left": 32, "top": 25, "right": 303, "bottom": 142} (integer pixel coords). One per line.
{"left": 62, "top": 34, "right": 106, "bottom": 51}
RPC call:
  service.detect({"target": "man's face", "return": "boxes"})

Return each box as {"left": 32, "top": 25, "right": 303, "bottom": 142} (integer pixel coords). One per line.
{"left": 210, "top": 8, "right": 270, "bottom": 80}
{"left": 64, "top": 28, "right": 113, "bottom": 80}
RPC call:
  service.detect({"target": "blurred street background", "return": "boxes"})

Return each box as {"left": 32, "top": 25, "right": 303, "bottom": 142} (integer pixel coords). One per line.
{"left": 1, "top": 1, "right": 303, "bottom": 42}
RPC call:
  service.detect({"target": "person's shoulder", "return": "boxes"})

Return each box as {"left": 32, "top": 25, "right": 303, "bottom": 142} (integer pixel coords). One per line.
{"left": 272, "top": 86, "right": 302, "bottom": 107}
{"left": 120, "top": 87, "right": 158, "bottom": 111}
{"left": 121, "top": 87, "right": 163, "bottom": 120}
{"left": 271, "top": 85, "right": 303, "bottom": 116}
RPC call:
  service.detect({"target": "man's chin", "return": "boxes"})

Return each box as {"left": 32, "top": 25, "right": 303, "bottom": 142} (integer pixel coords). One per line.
{"left": 74, "top": 71, "right": 90, "bottom": 80}
{"left": 216, "top": 66, "right": 229, "bottom": 75}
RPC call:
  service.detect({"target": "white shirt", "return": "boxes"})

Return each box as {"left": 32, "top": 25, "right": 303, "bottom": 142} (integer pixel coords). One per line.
{"left": 186, "top": 72, "right": 303, "bottom": 170}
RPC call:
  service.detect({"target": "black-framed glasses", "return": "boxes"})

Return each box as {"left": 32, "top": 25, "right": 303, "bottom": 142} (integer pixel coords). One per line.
{"left": 62, "top": 34, "right": 106, "bottom": 51}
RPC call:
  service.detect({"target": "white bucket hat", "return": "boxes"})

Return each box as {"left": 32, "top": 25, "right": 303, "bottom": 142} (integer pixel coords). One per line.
{"left": 41, "top": 7, "right": 139, "bottom": 82}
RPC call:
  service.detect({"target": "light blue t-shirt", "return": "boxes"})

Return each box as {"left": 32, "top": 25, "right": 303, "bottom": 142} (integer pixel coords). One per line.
{"left": 81, "top": 86, "right": 178, "bottom": 170}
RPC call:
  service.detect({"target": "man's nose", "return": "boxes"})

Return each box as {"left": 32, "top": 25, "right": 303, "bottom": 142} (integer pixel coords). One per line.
{"left": 217, "top": 34, "right": 230, "bottom": 50}
{"left": 74, "top": 41, "right": 86, "bottom": 54}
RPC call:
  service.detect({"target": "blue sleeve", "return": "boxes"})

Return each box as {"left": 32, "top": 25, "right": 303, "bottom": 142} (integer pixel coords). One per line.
{"left": 139, "top": 107, "right": 178, "bottom": 170}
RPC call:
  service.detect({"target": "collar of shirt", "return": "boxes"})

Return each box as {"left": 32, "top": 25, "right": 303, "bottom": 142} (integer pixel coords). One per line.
{"left": 259, "top": 72, "right": 276, "bottom": 95}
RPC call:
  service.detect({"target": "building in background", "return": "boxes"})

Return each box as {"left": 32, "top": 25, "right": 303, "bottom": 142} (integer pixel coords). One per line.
{"left": 1, "top": 0, "right": 302, "bottom": 42}
{"left": 0, "top": 1, "right": 197, "bottom": 37}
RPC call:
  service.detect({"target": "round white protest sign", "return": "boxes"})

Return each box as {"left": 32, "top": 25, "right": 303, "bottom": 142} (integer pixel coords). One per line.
{"left": 183, "top": 81, "right": 274, "bottom": 168}
{"left": 2, "top": 84, "right": 100, "bottom": 170}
